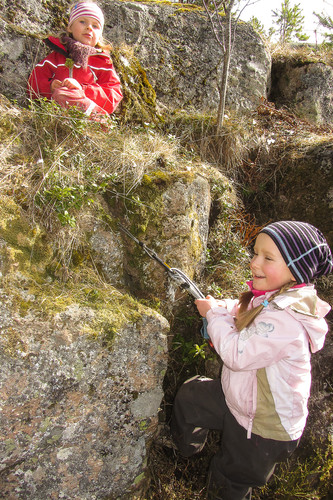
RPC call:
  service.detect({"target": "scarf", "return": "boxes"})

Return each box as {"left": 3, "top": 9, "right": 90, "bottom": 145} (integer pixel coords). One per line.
{"left": 62, "top": 36, "right": 97, "bottom": 68}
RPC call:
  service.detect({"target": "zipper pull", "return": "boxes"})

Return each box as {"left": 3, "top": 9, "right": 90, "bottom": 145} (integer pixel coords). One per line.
{"left": 247, "top": 416, "right": 253, "bottom": 439}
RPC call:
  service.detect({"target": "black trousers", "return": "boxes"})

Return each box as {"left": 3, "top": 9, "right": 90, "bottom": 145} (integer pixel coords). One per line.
{"left": 170, "top": 376, "right": 299, "bottom": 500}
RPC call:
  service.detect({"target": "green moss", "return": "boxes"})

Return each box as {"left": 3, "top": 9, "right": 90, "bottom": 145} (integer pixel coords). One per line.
{"left": 2, "top": 327, "right": 26, "bottom": 357}
{"left": 139, "top": 297, "right": 162, "bottom": 313}
{"left": 120, "top": 169, "right": 199, "bottom": 241}
{"left": 87, "top": 294, "right": 143, "bottom": 348}
{"left": 174, "top": 6, "right": 203, "bottom": 14}
{"left": 1, "top": 262, "right": 153, "bottom": 354}
{"left": 4, "top": 439, "right": 17, "bottom": 453}
{"left": 139, "top": 419, "right": 149, "bottom": 431}
{"left": 257, "top": 436, "right": 333, "bottom": 498}
{"left": 133, "top": 471, "right": 146, "bottom": 486}
{"left": 142, "top": 170, "right": 171, "bottom": 185}
{"left": 111, "top": 47, "right": 160, "bottom": 125}
{"left": 0, "top": 196, "right": 157, "bottom": 353}
{"left": 0, "top": 195, "right": 52, "bottom": 277}
{"left": 119, "top": 0, "right": 204, "bottom": 12}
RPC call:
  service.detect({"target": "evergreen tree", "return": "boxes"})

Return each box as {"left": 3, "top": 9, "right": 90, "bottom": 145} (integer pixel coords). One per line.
{"left": 249, "top": 16, "right": 267, "bottom": 38}
{"left": 271, "top": 0, "right": 309, "bottom": 44}
{"left": 314, "top": 11, "right": 333, "bottom": 44}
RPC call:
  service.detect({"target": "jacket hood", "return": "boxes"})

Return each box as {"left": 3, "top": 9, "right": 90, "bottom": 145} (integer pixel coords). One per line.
{"left": 271, "top": 285, "right": 331, "bottom": 353}
{"left": 44, "top": 36, "right": 68, "bottom": 56}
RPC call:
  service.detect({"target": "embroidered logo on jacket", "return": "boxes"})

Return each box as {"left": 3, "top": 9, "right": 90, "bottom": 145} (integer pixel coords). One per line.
{"left": 238, "top": 321, "right": 274, "bottom": 353}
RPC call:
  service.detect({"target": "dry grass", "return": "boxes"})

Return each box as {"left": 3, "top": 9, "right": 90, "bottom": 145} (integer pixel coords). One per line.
{"left": 270, "top": 42, "right": 333, "bottom": 66}
{"left": 0, "top": 96, "right": 186, "bottom": 263}
{"left": 0, "top": 95, "right": 197, "bottom": 281}
{"left": 163, "top": 109, "right": 253, "bottom": 186}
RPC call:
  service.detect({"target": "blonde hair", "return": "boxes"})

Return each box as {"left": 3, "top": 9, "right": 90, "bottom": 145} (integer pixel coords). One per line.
{"left": 94, "top": 37, "right": 112, "bottom": 52}
{"left": 234, "top": 281, "right": 295, "bottom": 331}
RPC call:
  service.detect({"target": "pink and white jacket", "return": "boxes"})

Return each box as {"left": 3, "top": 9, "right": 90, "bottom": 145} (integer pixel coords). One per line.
{"left": 206, "top": 285, "right": 331, "bottom": 441}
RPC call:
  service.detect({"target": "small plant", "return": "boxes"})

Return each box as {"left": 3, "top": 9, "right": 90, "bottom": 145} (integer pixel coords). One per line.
{"left": 249, "top": 16, "right": 267, "bottom": 38}
{"left": 0, "top": 98, "right": 192, "bottom": 271}
{"left": 172, "top": 333, "right": 209, "bottom": 364}
{"left": 255, "top": 437, "right": 333, "bottom": 499}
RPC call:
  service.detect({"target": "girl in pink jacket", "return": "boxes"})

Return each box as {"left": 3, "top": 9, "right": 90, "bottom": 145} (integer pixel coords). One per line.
{"left": 171, "top": 221, "right": 332, "bottom": 499}
{"left": 28, "top": 1, "right": 123, "bottom": 121}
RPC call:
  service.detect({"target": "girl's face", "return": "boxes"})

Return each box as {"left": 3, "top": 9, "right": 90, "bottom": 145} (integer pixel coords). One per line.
{"left": 250, "top": 233, "right": 296, "bottom": 291}
{"left": 67, "top": 16, "right": 102, "bottom": 47}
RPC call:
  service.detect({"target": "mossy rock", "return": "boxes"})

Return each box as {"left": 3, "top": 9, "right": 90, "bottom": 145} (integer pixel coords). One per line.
{"left": 0, "top": 195, "right": 52, "bottom": 278}
{"left": 112, "top": 46, "right": 162, "bottom": 125}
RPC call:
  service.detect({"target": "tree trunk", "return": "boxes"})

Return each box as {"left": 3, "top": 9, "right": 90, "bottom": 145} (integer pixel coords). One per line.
{"left": 216, "top": 3, "right": 233, "bottom": 134}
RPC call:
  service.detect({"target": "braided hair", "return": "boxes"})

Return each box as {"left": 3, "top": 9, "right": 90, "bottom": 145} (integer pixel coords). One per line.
{"left": 235, "top": 281, "right": 295, "bottom": 331}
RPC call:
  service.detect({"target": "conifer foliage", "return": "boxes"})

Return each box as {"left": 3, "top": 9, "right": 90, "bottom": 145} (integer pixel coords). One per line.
{"left": 271, "top": 0, "right": 309, "bottom": 44}
{"left": 314, "top": 11, "right": 333, "bottom": 45}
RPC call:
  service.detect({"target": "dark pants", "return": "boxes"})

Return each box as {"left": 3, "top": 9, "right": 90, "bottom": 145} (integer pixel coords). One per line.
{"left": 171, "top": 376, "right": 299, "bottom": 500}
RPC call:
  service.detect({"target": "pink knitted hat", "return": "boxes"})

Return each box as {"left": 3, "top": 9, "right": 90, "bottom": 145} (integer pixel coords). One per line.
{"left": 68, "top": 2, "right": 104, "bottom": 31}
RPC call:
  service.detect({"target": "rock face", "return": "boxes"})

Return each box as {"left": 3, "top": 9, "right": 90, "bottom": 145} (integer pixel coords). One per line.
{"left": 0, "top": 153, "right": 233, "bottom": 498}
{"left": 265, "top": 141, "right": 333, "bottom": 247}
{"left": 0, "top": 1, "right": 331, "bottom": 498}
{"left": 1, "top": 0, "right": 331, "bottom": 125}
{"left": 116, "top": 171, "right": 212, "bottom": 310}
{"left": 104, "top": 1, "right": 271, "bottom": 112}
{"left": 0, "top": 0, "right": 271, "bottom": 113}
{"left": 0, "top": 298, "right": 168, "bottom": 499}
{"left": 0, "top": 195, "right": 171, "bottom": 499}
{"left": 270, "top": 61, "right": 333, "bottom": 125}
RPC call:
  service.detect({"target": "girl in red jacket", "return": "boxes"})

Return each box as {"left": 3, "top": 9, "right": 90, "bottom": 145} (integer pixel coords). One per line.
{"left": 28, "top": 1, "right": 123, "bottom": 120}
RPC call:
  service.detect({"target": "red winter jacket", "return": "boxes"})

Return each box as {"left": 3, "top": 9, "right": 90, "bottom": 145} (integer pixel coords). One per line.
{"left": 27, "top": 37, "right": 123, "bottom": 114}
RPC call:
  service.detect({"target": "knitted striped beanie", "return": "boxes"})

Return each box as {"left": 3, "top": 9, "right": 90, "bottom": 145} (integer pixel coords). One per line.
{"left": 68, "top": 2, "right": 104, "bottom": 31}
{"left": 260, "top": 221, "right": 333, "bottom": 284}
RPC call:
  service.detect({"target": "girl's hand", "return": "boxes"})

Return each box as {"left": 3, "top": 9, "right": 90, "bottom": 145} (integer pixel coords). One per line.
{"left": 50, "top": 79, "right": 63, "bottom": 92}
{"left": 195, "top": 295, "right": 218, "bottom": 318}
{"left": 62, "top": 78, "right": 82, "bottom": 90}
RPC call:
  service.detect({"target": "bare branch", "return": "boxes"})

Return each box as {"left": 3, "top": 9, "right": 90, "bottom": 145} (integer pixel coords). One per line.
{"left": 202, "top": 0, "right": 226, "bottom": 49}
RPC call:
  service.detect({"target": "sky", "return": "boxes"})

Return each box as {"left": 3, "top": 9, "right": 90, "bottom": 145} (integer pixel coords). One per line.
{"left": 239, "top": 0, "right": 333, "bottom": 43}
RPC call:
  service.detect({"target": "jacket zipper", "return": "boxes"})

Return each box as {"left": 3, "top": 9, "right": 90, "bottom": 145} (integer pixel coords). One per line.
{"left": 247, "top": 416, "right": 254, "bottom": 439}
{"left": 247, "top": 371, "right": 257, "bottom": 439}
